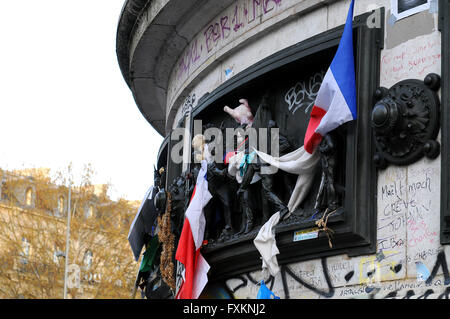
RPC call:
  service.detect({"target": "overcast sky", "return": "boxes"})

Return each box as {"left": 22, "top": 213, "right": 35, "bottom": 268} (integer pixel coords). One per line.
{"left": 0, "top": 1, "right": 163, "bottom": 201}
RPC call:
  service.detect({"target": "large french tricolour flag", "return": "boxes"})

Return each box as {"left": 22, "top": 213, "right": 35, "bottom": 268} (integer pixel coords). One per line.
{"left": 175, "top": 160, "right": 212, "bottom": 299}
{"left": 304, "top": 0, "right": 357, "bottom": 154}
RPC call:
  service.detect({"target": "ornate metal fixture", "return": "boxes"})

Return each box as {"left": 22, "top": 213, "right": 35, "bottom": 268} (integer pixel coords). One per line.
{"left": 371, "top": 73, "right": 441, "bottom": 168}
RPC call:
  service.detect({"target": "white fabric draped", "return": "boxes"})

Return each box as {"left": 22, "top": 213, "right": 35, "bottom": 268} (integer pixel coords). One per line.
{"left": 253, "top": 211, "right": 281, "bottom": 276}
{"left": 254, "top": 146, "right": 320, "bottom": 213}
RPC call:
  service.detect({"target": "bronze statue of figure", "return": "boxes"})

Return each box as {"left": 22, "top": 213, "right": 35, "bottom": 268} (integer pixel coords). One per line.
{"left": 238, "top": 118, "right": 292, "bottom": 231}
{"left": 207, "top": 122, "right": 238, "bottom": 242}
{"left": 154, "top": 167, "right": 167, "bottom": 215}
{"left": 205, "top": 161, "right": 236, "bottom": 242}
{"left": 227, "top": 122, "right": 260, "bottom": 236}
{"left": 314, "top": 132, "right": 339, "bottom": 212}
{"left": 235, "top": 184, "right": 255, "bottom": 235}
{"left": 167, "top": 175, "right": 188, "bottom": 239}
{"left": 259, "top": 120, "right": 292, "bottom": 221}
{"left": 188, "top": 127, "right": 238, "bottom": 243}
{"left": 154, "top": 166, "right": 165, "bottom": 189}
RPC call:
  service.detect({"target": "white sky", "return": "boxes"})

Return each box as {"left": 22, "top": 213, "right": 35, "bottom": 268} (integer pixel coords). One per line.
{"left": 0, "top": 1, "right": 163, "bottom": 201}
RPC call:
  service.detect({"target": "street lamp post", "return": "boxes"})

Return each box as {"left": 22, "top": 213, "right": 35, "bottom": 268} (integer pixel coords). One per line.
{"left": 63, "top": 182, "right": 72, "bottom": 299}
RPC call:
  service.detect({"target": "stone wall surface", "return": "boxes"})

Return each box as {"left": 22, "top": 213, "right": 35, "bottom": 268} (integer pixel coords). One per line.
{"left": 163, "top": 0, "right": 448, "bottom": 298}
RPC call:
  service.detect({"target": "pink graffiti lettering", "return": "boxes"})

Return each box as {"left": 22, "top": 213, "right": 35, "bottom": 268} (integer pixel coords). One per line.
{"left": 407, "top": 219, "right": 437, "bottom": 247}
{"left": 232, "top": 5, "right": 243, "bottom": 32}
{"left": 248, "top": 0, "right": 261, "bottom": 23}
{"left": 263, "top": 0, "right": 282, "bottom": 14}
{"left": 176, "top": 39, "right": 202, "bottom": 79}
{"left": 220, "top": 16, "right": 231, "bottom": 39}
{"left": 204, "top": 23, "right": 221, "bottom": 53}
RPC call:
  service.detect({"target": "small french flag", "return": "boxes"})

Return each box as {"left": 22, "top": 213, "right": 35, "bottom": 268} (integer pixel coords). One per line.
{"left": 304, "top": 0, "right": 357, "bottom": 154}
{"left": 175, "top": 160, "right": 212, "bottom": 299}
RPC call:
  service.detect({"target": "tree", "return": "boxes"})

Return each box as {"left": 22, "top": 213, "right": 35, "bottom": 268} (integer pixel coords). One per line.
{"left": 0, "top": 165, "right": 140, "bottom": 299}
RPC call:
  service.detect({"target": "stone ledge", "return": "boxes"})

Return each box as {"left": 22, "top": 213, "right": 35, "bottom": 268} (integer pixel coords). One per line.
{"left": 117, "top": 0, "right": 341, "bottom": 135}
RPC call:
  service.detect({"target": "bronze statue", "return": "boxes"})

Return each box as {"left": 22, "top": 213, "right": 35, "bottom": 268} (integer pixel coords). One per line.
{"left": 314, "top": 132, "right": 339, "bottom": 212}
{"left": 205, "top": 161, "right": 236, "bottom": 242}
{"left": 167, "top": 175, "right": 188, "bottom": 239}
{"left": 154, "top": 167, "right": 167, "bottom": 215}
{"left": 186, "top": 127, "right": 238, "bottom": 243}
{"left": 238, "top": 115, "right": 293, "bottom": 231}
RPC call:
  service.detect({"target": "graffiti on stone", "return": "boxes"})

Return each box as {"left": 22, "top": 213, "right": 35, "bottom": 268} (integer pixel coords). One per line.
{"left": 225, "top": 250, "right": 450, "bottom": 299}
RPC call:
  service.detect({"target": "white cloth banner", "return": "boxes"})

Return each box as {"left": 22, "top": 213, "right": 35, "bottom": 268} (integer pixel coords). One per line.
{"left": 254, "top": 146, "right": 320, "bottom": 213}
{"left": 253, "top": 211, "right": 281, "bottom": 276}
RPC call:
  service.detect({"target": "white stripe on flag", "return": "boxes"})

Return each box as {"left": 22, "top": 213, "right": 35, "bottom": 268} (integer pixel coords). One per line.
{"left": 185, "top": 160, "right": 212, "bottom": 250}
{"left": 192, "top": 253, "right": 210, "bottom": 299}
{"left": 315, "top": 69, "right": 354, "bottom": 136}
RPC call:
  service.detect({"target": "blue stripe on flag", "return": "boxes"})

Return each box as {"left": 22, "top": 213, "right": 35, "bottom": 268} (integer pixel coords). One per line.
{"left": 330, "top": 0, "right": 357, "bottom": 120}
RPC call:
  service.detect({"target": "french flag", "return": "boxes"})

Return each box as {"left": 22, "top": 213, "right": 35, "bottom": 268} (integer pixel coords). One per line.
{"left": 175, "top": 160, "right": 212, "bottom": 299}
{"left": 304, "top": 0, "right": 357, "bottom": 154}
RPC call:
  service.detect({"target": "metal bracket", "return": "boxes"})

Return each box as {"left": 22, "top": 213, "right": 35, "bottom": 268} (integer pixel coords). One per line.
{"left": 371, "top": 73, "right": 441, "bottom": 168}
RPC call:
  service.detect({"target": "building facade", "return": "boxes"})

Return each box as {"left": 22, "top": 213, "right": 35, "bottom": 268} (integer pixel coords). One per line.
{"left": 117, "top": 0, "right": 450, "bottom": 298}
{"left": 0, "top": 168, "right": 139, "bottom": 299}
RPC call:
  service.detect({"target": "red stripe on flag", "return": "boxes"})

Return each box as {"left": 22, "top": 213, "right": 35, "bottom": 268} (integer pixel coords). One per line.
{"left": 304, "top": 106, "right": 327, "bottom": 154}
{"left": 190, "top": 185, "right": 197, "bottom": 203}
{"left": 175, "top": 217, "right": 205, "bottom": 299}
{"left": 175, "top": 218, "right": 200, "bottom": 299}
